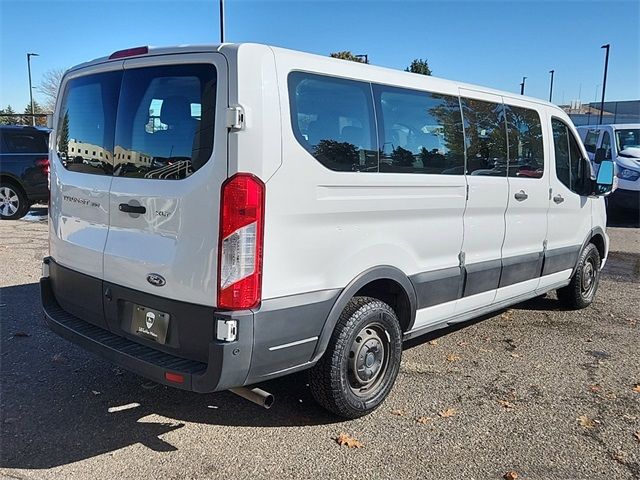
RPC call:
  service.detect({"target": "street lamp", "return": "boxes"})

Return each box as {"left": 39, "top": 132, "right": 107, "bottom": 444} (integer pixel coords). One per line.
{"left": 520, "top": 76, "right": 527, "bottom": 95}
{"left": 548, "top": 70, "right": 555, "bottom": 103}
{"left": 599, "top": 44, "right": 610, "bottom": 125}
{"left": 26, "top": 52, "right": 39, "bottom": 126}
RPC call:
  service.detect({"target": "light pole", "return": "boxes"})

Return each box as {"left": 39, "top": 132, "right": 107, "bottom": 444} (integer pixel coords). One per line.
{"left": 520, "top": 77, "right": 527, "bottom": 95}
{"left": 27, "top": 52, "right": 39, "bottom": 126}
{"left": 599, "top": 44, "right": 610, "bottom": 125}
{"left": 548, "top": 70, "right": 555, "bottom": 102}
{"left": 219, "top": 0, "right": 225, "bottom": 43}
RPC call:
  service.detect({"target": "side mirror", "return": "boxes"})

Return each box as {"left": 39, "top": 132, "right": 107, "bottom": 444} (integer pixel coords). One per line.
{"left": 594, "top": 159, "right": 614, "bottom": 196}
{"left": 594, "top": 147, "right": 606, "bottom": 164}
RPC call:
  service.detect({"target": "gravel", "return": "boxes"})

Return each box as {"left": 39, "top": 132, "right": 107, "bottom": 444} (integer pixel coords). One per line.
{"left": 1, "top": 209, "right": 638, "bottom": 480}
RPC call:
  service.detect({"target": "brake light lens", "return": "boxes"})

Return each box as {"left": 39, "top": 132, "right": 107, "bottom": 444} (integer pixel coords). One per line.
{"left": 217, "top": 174, "right": 265, "bottom": 310}
{"left": 35, "top": 157, "right": 49, "bottom": 175}
{"left": 109, "top": 46, "right": 149, "bottom": 59}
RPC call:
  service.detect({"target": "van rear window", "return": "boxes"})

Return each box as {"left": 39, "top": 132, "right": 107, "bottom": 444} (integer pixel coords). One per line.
{"left": 56, "top": 64, "right": 216, "bottom": 179}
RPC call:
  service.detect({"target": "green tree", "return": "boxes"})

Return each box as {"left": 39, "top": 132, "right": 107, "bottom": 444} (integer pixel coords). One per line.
{"left": 330, "top": 51, "right": 369, "bottom": 63}
{"left": 0, "top": 105, "right": 17, "bottom": 125}
{"left": 58, "top": 111, "right": 70, "bottom": 157}
{"left": 406, "top": 58, "right": 432, "bottom": 76}
{"left": 22, "top": 101, "right": 46, "bottom": 126}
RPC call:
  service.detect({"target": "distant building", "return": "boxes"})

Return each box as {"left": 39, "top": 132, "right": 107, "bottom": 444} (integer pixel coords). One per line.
{"left": 561, "top": 100, "right": 640, "bottom": 126}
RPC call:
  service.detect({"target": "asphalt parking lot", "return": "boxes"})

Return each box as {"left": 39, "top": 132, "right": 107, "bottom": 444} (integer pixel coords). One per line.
{"left": 1, "top": 209, "right": 638, "bottom": 480}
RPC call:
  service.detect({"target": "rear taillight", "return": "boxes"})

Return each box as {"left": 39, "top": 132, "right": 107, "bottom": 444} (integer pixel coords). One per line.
{"left": 35, "top": 157, "right": 49, "bottom": 175}
{"left": 217, "top": 173, "right": 265, "bottom": 310}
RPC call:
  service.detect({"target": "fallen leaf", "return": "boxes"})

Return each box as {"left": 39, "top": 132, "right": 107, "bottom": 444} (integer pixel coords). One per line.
{"left": 390, "top": 409, "right": 405, "bottom": 417}
{"left": 577, "top": 415, "right": 596, "bottom": 429}
{"left": 589, "top": 385, "right": 601, "bottom": 393}
{"left": 439, "top": 408, "right": 456, "bottom": 418}
{"left": 510, "top": 353, "right": 522, "bottom": 358}
{"left": 336, "top": 433, "right": 363, "bottom": 449}
{"left": 428, "top": 340, "right": 438, "bottom": 346}
{"left": 498, "top": 400, "right": 515, "bottom": 410}
{"left": 634, "top": 431, "right": 640, "bottom": 442}
{"left": 415, "top": 416, "right": 432, "bottom": 424}
{"left": 501, "top": 311, "right": 513, "bottom": 321}
{"left": 633, "top": 385, "right": 640, "bottom": 393}
{"left": 446, "top": 354, "right": 461, "bottom": 362}
{"left": 12, "top": 331, "right": 31, "bottom": 338}
{"left": 504, "top": 471, "right": 519, "bottom": 480}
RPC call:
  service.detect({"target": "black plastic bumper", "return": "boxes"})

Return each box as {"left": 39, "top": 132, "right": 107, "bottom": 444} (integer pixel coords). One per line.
{"left": 41, "top": 275, "right": 252, "bottom": 393}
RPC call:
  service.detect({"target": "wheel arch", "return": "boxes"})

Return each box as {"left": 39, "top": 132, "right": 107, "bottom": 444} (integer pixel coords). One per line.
{"left": 573, "top": 226, "right": 607, "bottom": 275}
{"left": 309, "top": 266, "right": 417, "bottom": 363}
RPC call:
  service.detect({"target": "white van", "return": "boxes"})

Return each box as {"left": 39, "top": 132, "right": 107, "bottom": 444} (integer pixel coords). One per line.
{"left": 577, "top": 124, "right": 640, "bottom": 212}
{"left": 42, "top": 43, "right": 615, "bottom": 418}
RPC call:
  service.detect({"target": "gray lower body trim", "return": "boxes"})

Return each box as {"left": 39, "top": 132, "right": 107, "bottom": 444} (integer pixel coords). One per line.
{"left": 410, "top": 266, "right": 462, "bottom": 309}
{"left": 543, "top": 245, "right": 581, "bottom": 276}
{"left": 464, "top": 259, "right": 502, "bottom": 296}
{"left": 499, "top": 251, "right": 544, "bottom": 288}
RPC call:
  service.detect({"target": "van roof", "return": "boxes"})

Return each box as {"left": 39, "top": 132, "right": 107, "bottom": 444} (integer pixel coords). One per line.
{"left": 576, "top": 124, "right": 640, "bottom": 129}
{"left": 68, "top": 42, "right": 559, "bottom": 110}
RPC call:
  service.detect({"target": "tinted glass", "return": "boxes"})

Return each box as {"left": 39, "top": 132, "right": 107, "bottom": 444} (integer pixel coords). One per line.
{"left": 616, "top": 128, "right": 640, "bottom": 151}
{"left": 289, "top": 72, "right": 377, "bottom": 172}
{"left": 504, "top": 105, "right": 544, "bottom": 178}
{"left": 601, "top": 131, "right": 612, "bottom": 159}
{"left": 552, "top": 118, "right": 586, "bottom": 193}
{"left": 56, "top": 71, "right": 121, "bottom": 175}
{"left": 373, "top": 85, "right": 465, "bottom": 174}
{"left": 1, "top": 130, "right": 48, "bottom": 153}
{"left": 114, "top": 64, "right": 216, "bottom": 180}
{"left": 583, "top": 130, "right": 599, "bottom": 153}
{"left": 460, "top": 98, "right": 507, "bottom": 176}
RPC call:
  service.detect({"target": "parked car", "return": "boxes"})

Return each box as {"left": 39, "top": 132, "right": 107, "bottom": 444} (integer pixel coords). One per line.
{"left": 0, "top": 125, "right": 50, "bottom": 219}
{"left": 577, "top": 124, "right": 640, "bottom": 212}
{"left": 42, "top": 44, "right": 615, "bottom": 418}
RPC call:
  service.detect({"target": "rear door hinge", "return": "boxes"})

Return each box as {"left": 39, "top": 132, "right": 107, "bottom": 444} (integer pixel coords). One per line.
{"left": 226, "top": 106, "right": 245, "bottom": 131}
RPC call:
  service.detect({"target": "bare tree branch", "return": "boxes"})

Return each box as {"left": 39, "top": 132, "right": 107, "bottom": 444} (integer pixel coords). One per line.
{"left": 38, "top": 68, "right": 65, "bottom": 113}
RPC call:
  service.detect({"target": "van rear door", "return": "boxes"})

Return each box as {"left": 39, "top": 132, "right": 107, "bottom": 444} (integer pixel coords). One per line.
{"left": 103, "top": 53, "right": 228, "bottom": 310}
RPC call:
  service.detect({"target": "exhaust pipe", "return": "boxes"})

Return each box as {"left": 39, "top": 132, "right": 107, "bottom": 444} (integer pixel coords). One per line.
{"left": 229, "top": 387, "right": 274, "bottom": 409}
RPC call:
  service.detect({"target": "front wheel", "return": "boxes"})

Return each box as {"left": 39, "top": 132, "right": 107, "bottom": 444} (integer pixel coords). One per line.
{"left": 309, "top": 296, "right": 402, "bottom": 419}
{"left": 557, "top": 243, "right": 601, "bottom": 309}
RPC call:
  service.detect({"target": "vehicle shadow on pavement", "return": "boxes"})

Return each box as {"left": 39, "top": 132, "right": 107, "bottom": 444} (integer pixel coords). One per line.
{"left": 0, "top": 282, "right": 341, "bottom": 470}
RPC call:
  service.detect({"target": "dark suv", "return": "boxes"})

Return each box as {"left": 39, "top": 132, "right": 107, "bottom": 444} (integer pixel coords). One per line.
{"left": 0, "top": 126, "right": 50, "bottom": 219}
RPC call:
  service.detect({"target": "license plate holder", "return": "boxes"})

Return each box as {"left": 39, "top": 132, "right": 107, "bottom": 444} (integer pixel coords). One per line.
{"left": 132, "top": 305, "right": 170, "bottom": 344}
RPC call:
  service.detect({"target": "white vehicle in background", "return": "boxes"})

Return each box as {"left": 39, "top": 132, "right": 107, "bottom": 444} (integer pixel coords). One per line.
{"left": 577, "top": 124, "right": 640, "bottom": 212}
{"left": 42, "top": 43, "right": 615, "bottom": 418}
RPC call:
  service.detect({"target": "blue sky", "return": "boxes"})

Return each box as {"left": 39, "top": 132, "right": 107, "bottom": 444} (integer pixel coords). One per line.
{"left": 1, "top": 0, "right": 638, "bottom": 110}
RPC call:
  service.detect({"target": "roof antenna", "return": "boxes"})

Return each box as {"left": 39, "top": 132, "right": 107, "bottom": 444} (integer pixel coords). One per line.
{"left": 219, "top": 0, "right": 225, "bottom": 43}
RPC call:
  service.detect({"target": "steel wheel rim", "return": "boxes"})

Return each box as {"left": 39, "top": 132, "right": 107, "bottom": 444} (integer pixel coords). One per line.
{"left": 347, "top": 322, "right": 390, "bottom": 397}
{"left": 0, "top": 187, "right": 19, "bottom": 217}
{"left": 581, "top": 257, "right": 597, "bottom": 296}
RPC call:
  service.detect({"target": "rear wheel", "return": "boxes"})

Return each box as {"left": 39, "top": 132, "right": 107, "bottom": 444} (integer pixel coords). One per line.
{"left": 557, "top": 243, "right": 601, "bottom": 309}
{"left": 0, "top": 182, "right": 29, "bottom": 220}
{"left": 309, "top": 296, "right": 402, "bottom": 419}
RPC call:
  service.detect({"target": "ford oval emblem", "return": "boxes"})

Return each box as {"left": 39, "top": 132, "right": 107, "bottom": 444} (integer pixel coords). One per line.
{"left": 146, "top": 273, "right": 166, "bottom": 287}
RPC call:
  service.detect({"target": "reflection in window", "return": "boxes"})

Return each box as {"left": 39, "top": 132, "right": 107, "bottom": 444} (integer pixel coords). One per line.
{"left": 601, "top": 131, "right": 612, "bottom": 160}
{"left": 113, "top": 64, "right": 216, "bottom": 180}
{"left": 289, "top": 72, "right": 377, "bottom": 172}
{"left": 373, "top": 86, "right": 465, "bottom": 174}
{"left": 460, "top": 98, "right": 508, "bottom": 177}
{"left": 504, "top": 105, "right": 544, "bottom": 178}
{"left": 552, "top": 118, "right": 586, "bottom": 193}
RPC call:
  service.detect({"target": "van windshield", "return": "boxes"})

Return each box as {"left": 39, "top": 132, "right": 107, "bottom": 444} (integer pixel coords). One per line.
{"left": 56, "top": 64, "right": 216, "bottom": 179}
{"left": 615, "top": 129, "right": 640, "bottom": 152}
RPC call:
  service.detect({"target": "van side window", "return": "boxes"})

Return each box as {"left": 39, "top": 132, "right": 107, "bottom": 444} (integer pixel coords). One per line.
{"left": 504, "top": 105, "right": 544, "bottom": 178}
{"left": 56, "top": 71, "right": 121, "bottom": 175}
{"left": 583, "top": 129, "right": 599, "bottom": 153}
{"left": 372, "top": 85, "right": 465, "bottom": 174}
{"left": 114, "top": 64, "right": 216, "bottom": 180}
{"left": 601, "top": 131, "right": 612, "bottom": 159}
{"left": 551, "top": 118, "right": 588, "bottom": 194}
{"left": 460, "top": 98, "right": 508, "bottom": 177}
{"left": 288, "top": 72, "right": 378, "bottom": 172}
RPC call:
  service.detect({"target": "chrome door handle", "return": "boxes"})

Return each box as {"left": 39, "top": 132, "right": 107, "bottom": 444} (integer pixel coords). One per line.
{"left": 553, "top": 194, "right": 564, "bottom": 204}
{"left": 514, "top": 190, "right": 528, "bottom": 201}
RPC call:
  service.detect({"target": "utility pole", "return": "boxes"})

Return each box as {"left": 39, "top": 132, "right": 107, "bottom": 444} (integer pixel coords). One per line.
{"left": 219, "top": 0, "right": 225, "bottom": 43}
{"left": 520, "top": 77, "right": 526, "bottom": 95}
{"left": 548, "top": 70, "right": 555, "bottom": 102}
{"left": 599, "top": 44, "right": 610, "bottom": 125}
{"left": 27, "top": 52, "right": 39, "bottom": 126}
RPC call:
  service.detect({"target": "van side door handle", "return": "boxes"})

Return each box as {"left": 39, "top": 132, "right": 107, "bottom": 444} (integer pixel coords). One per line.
{"left": 119, "top": 203, "right": 146, "bottom": 214}
{"left": 553, "top": 194, "right": 564, "bottom": 204}
{"left": 514, "top": 190, "right": 528, "bottom": 201}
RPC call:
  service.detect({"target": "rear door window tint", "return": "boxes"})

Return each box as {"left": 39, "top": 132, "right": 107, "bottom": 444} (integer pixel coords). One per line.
{"left": 504, "top": 105, "right": 544, "bottom": 178}
{"left": 460, "top": 98, "right": 508, "bottom": 177}
{"left": 114, "top": 64, "right": 216, "bottom": 179}
{"left": 373, "top": 85, "right": 465, "bottom": 174}
{"left": 289, "top": 72, "right": 378, "bottom": 172}
{"left": 56, "top": 71, "right": 121, "bottom": 175}
{"left": 2, "top": 130, "right": 48, "bottom": 153}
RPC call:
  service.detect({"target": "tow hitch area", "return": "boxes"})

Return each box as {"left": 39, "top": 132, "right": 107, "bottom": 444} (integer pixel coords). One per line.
{"left": 229, "top": 387, "right": 274, "bottom": 409}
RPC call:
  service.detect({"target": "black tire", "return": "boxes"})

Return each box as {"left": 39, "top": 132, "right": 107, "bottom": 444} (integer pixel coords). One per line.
{"left": 0, "top": 181, "right": 29, "bottom": 220}
{"left": 557, "top": 243, "right": 601, "bottom": 310}
{"left": 309, "top": 296, "right": 402, "bottom": 419}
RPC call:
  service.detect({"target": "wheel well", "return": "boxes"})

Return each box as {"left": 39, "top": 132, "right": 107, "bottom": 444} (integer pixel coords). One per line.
{"left": 590, "top": 234, "right": 606, "bottom": 261}
{"left": 0, "top": 175, "right": 25, "bottom": 194}
{"left": 355, "top": 279, "right": 412, "bottom": 332}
